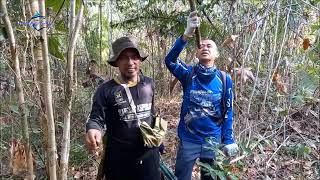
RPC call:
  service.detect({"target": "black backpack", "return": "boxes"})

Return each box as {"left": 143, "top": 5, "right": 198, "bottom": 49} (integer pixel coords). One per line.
{"left": 187, "top": 67, "right": 227, "bottom": 125}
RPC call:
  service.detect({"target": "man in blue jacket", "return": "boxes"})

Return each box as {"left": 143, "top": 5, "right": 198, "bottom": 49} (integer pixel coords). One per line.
{"left": 165, "top": 12, "right": 239, "bottom": 180}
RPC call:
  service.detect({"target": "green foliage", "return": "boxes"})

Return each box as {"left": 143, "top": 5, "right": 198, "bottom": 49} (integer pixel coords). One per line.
{"left": 197, "top": 141, "right": 256, "bottom": 180}
{"left": 46, "top": 0, "right": 82, "bottom": 12}
{"left": 0, "top": 25, "right": 7, "bottom": 41}
{"left": 46, "top": 0, "right": 66, "bottom": 12}
{"left": 55, "top": 20, "right": 68, "bottom": 33}
{"left": 48, "top": 37, "right": 65, "bottom": 61}
{"left": 273, "top": 107, "right": 289, "bottom": 117}
{"left": 69, "top": 143, "right": 90, "bottom": 165}
{"left": 282, "top": 144, "right": 313, "bottom": 159}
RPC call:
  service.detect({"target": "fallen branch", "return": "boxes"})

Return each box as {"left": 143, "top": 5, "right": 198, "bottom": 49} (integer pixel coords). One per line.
{"left": 230, "top": 154, "right": 247, "bottom": 164}
{"left": 266, "top": 135, "right": 291, "bottom": 165}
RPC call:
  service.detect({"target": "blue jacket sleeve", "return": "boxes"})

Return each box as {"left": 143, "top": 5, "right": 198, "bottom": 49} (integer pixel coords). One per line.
{"left": 85, "top": 85, "right": 107, "bottom": 132}
{"left": 165, "top": 36, "right": 190, "bottom": 84}
{"left": 221, "top": 74, "right": 235, "bottom": 145}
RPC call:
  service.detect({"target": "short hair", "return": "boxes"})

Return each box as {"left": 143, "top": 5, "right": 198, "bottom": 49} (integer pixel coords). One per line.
{"left": 200, "top": 38, "right": 219, "bottom": 58}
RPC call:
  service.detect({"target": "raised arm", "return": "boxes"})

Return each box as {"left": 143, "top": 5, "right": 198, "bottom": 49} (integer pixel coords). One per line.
{"left": 164, "top": 36, "right": 190, "bottom": 83}
{"left": 165, "top": 11, "right": 200, "bottom": 84}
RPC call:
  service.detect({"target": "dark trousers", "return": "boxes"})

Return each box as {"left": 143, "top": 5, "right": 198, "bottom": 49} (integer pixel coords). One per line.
{"left": 175, "top": 140, "right": 218, "bottom": 180}
{"left": 105, "top": 146, "right": 160, "bottom": 180}
{"left": 200, "top": 158, "right": 215, "bottom": 180}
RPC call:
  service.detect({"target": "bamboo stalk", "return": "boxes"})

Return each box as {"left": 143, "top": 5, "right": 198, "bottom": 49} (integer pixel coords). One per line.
{"left": 60, "top": 1, "right": 84, "bottom": 179}
{"left": 0, "top": 0, "right": 34, "bottom": 179}
{"left": 38, "top": 0, "right": 58, "bottom": 179}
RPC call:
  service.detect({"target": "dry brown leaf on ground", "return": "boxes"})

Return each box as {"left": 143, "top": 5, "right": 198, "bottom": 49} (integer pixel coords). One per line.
{"left": 276, "top": 83, "right": 288, "bottom": 94}
{"left": 0, "top": 116, "right": 8, "bottom": 125}
{"left": 272, "top": 70, "right": 287, "bottom": 94}
{"left": 302, "top": 38, "right": 311, "bottom": 50}
{"left": 301, "top": 35, "right": 316, "bottom": 51}
{"left": 272, "top": 70, "right": 281, "bottom": 83}
{"left": 10, "top": 139, "right": 28, "bottom": 175}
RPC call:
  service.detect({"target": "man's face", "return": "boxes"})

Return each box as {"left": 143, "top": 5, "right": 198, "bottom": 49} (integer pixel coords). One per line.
{"left": 196, "top": 39, "right": 219, "bottom": 66}
{"left": 116, "top": 48, "right": 141, "bottom": 80}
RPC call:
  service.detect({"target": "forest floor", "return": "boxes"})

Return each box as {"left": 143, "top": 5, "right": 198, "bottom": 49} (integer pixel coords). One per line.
{"left": 70, "top": 96, "right": 319, "bottom": 179}
{"left": 1, "top": 95, "right": 319, "bottom": 179}
{"left": 157, "top": 96, "right": 319, "bottom": 180}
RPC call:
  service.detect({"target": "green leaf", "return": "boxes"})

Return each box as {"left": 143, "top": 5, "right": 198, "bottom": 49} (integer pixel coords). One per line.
{"left": 10, "top": 105, "right": 19, "bottom": 114}
{"left": 228, "top": 174, "right": 239, "bottom": 180}
{"left": 0, "top": 142, "right": 7, "bottom": 151}
{"left": 273, "top": 107, "right": 288, "bottom": 116}
{"left": 215, "top": 148, "right": 227, "bottom": 157}
{"left": 9, "top": 105, "right": 30, "bottom": 116}
{"left": 212, "top": 169, "right": 227, "bottom": 180}
{"left": 57, "top": 121, "right": 64, "bottom": 128}
{"left": 46, "top": 0, "right": 81, "bottom": 16}
{"left": 222, "top": 159, "right": 231, "bottom": 165}
{"left": 279, "top": 109, "right": 289, "bottom": 117}
{"left": 0, "top": 27, "right": 7, "bottom": 41}
{"left": 239, "top": 142, "right": 253, "bottom": 155}
{"left": 46, "top": 0, "right": 66, "bottom": 12}
{"left": 48, "top": 37, "right": 65, "bottom": 61}
{"left": 55, "top": 20, "right": 68, "bottom": 33}
{"left": 198, "top": 161, "right": 212, "bottom": 170}
{"left": 31, "top": 128, "right": 42, "bottom": 134}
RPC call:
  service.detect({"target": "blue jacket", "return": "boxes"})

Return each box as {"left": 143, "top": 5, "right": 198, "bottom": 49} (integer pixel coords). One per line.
{"left": 165, "top": 37, "right": 235, "bottom": 145}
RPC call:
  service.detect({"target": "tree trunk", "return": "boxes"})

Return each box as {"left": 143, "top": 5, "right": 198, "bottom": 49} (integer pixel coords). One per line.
{"left": 28, "top": 0, "right": 52, "bottom": 177}
{"left": 60, "top": 1, "right": 84, "bottom": 179}
{"left": 69, "top": 0, "right": 77, "bottom": 93}
{"left": 38, "top": 0, "right": 58, "bottom": 179}
{"left": 0, "top": 0, "right": 34, "bottom": 179}
{"left": 20, "top": 0, "right": 29, "bottom": 77}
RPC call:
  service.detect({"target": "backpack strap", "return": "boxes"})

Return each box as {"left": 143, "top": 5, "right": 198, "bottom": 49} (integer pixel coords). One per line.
{"left": 217, "top": 70, "right": 227, "bottom": 125}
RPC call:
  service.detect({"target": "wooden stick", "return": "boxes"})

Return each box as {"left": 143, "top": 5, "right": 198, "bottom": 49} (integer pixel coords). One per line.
{"left": 188, "top": 0, "right": 201, "bottom": 49}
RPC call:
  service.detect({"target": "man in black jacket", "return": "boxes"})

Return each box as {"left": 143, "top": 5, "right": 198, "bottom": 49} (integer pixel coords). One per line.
{"left": 85, "top": 36, "right": 160, "bottom": 180}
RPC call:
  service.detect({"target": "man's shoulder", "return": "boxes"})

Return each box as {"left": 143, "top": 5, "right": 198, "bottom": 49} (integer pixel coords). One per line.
{"left": 95, "top": 79, "right": 117, "bottom": 92}
{"left": 100, "top": 78, "right": 116, "bottom": 86}
{"left": 141, "top": 75, "right": 155, "bottom": 83}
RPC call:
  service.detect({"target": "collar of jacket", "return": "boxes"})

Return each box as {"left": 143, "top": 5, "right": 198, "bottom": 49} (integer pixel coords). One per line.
{"left": 114, "top": 74, "right": 141, "bottom": 87}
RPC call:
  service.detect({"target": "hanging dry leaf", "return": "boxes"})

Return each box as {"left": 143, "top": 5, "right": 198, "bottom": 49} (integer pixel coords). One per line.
{"left": 10, "top": 139, "right": 28, "bottom": 175}
{"left": 174, "top": 1, "right": 183, "bottom": 12}
{"left": 0, "top": 116, "right": 8, "bottom": 125}
{"left": 222, "top": 34, "right": 239, "bottom": 48}
{"left": 74, "top": 171, "right": 82, "bottom": 179}
{"left": 234, "top": 67, "right": 256, "bottom": 83}
{"left": 272, "top": 70, "right": 287, "bottom": 94}
{"left": 302, "top": 38, "right": 311, "bottom": 50}
{"left": 230, "top": 165, "right": 240, "bottom": 174}
{"left": 276, "top": 83, "right": 287, "bottom": 94}
{"left": 249, "top": 23, "right": 257, "bottom": 32}
{"left": 272, "top": 70, "right": 281, "bottom": 83}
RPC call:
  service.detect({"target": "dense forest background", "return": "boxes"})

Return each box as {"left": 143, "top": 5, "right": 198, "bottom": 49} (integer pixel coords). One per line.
{"left": 0, "top": 0, "right": 319, "bottom": 179}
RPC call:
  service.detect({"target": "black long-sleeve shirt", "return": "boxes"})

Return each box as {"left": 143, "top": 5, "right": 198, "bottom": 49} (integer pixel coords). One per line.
{"left": 86, "top": 75, "right": 155, "bottom": 148}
